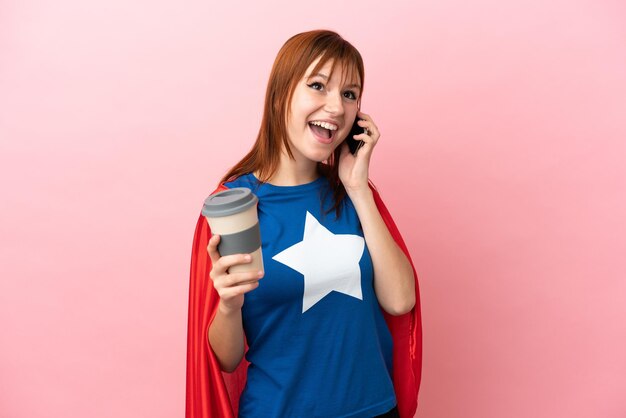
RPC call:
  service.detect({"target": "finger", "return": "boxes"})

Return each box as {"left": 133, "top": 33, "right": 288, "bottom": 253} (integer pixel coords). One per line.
{"left": 219, "top": 281, "right": 260, "bottom": 299}
{"left": 215, "top": 253, "right": 253, "bottom": 272}
{"left": 352, "top": 134, "right": 375, "bottom": 158}
{"left": 223, "top": 270, "right": 264, "bottom": 287}
{"left": 357, "top": 119, "right": 378, "bottom": 137}
{"left": 357, "top": 119, "right": 369, "bottom": 133}
{"left": 353, "top": 132, "right": 373, "bottom": 141}
{"left": 207, "top": 234, "right": 221, "bottom": 264}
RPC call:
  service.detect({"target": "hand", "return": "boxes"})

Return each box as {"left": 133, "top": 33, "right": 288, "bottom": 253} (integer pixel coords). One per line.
{"left": 207, "top": 234, "right": 264, "bottom": 314}
{"left": 338, "top": 110, "right": 380, "bottom": 195}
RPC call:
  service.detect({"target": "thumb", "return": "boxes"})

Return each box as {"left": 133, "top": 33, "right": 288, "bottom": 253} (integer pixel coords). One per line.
{"left": 207, "top": 234, "right": 222, "bottom": 264}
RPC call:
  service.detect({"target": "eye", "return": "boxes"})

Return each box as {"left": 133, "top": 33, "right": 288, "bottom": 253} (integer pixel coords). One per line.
{"left": 308, "top": 82, "right": 324, "bottom": 91}
{"left": 344, "top": 90, "right": 358, "bottom": 100}
{"left": 308, "top": 82, "right": 358, "bottom": 100}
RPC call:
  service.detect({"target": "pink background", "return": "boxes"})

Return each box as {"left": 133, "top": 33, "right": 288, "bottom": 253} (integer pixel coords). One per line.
{"left": 1, "top": 0, "right": 625, "bottom": 417}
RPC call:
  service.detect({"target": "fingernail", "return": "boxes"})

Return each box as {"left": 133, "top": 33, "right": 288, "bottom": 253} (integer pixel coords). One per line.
{"left": 245, "top": 254, "right": 252, "bottom": 261}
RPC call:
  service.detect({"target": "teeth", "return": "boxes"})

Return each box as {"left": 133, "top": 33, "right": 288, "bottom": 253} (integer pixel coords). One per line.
{"left": 309, "top": 120, "right": 338, "bottom": 131}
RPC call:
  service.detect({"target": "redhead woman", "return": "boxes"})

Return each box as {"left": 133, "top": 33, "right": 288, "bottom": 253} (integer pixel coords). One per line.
{"left": 186, "top": 29, "right": 422, "bottom": 418}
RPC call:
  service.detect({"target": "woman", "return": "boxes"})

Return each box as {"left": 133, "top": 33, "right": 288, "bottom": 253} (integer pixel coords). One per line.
{"left": 186, "top": 30, "right": 422, "bottom": 418}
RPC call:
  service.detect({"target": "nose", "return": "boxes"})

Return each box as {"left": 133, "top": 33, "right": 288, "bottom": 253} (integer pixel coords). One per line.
{"left": 323, "top": 91, "right": 345, "bottom": 116}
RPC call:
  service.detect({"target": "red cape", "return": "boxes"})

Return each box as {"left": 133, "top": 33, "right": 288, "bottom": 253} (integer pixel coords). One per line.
{"left": 186, "top": 182, "right": 422, "bottom": 418}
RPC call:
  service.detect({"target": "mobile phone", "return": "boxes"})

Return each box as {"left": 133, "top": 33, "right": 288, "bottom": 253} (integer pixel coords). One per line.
{"left": 346, "top": 117, "right": 366, "bottom": 155}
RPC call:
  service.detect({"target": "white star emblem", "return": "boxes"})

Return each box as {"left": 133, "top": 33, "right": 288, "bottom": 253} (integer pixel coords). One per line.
{"left": 272, "top": 211, "right": 365, "bottom": 313}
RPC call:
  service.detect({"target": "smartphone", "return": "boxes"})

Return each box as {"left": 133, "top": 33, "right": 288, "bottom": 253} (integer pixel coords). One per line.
{"left": 346, "top": 117, "right": 366, "bottom": 155}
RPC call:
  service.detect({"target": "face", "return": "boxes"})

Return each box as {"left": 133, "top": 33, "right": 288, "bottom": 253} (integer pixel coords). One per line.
{"left": 284, "top": 56, "right": 361, "bottom": 164}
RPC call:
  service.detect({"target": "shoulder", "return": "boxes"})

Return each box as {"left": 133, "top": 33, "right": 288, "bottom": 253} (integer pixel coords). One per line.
{"left": 207, "top": 172, "right": 256, "bottom": 195}
{"left": 221, "top": 172, "right": 257, "bottom": 190}
{"left": 211, "top": 183, "right": 229, "bottom": 194}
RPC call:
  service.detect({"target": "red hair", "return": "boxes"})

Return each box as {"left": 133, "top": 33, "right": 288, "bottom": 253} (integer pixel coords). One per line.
{"left": 220, "top": 29, "right": 365, "bottom": 216}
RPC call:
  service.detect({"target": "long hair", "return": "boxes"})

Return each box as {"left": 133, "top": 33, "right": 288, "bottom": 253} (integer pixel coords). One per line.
{"left": 220, "top": 29, "right": 365, "bottom": 217}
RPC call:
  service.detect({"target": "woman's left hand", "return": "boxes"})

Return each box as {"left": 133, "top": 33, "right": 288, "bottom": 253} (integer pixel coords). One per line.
{"left": 338, "top": 110, "right": 380, "bottom": 195}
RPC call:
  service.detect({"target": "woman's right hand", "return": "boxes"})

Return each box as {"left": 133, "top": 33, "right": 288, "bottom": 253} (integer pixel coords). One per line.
{"left": 207, "top": 234, "right": 264, "bottom": 313}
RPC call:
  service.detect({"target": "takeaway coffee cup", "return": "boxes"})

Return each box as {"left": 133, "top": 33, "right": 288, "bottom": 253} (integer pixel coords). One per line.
{"left": 202, "top": 188, "right": 263, "bottom": 275}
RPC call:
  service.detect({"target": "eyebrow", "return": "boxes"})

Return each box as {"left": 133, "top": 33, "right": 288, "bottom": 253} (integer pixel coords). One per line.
{"left": 307, "top": 73, "right": 362, "bottom": 90}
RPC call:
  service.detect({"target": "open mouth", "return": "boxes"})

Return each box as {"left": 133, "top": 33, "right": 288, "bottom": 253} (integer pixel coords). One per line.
{"left": 308, "top": 122, "right": 336, "bottom": 144}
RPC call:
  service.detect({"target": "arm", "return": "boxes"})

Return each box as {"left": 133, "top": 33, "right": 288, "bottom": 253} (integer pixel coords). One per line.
{"left": 349, "top": 187, "right": 415, "bottom": 315}
{"left": 207, "top": 234, "right": 263, "bottom": 372}
{"left": 208, "top": 302, "right": 246, "bottom": 373}
{"left": 338, "top": 110, "right": 415, "bottom": 315}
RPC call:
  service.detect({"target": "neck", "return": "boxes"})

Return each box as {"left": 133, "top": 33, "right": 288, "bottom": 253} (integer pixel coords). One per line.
{"left": 257, "top": 151, "right": 319, "bottom": 186}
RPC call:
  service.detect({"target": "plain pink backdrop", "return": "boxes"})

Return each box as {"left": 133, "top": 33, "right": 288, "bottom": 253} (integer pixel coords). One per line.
{"left": 1, "top": 0, "right": 625, "bottom": 417}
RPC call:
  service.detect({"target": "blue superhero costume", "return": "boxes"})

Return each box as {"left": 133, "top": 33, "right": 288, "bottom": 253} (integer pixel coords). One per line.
{"left": 185, "top": 174, "right": 422, "bottom": 418}
{"left": 224, "top": 173, "right": 396, "bottom": 417}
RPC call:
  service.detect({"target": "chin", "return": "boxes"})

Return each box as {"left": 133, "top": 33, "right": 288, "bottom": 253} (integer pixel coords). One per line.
{"left": 286, "top": 136, "right": 339, "bottom": 163}
{"left": 306, "top": 147, "right": 337, "bottom": 162}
